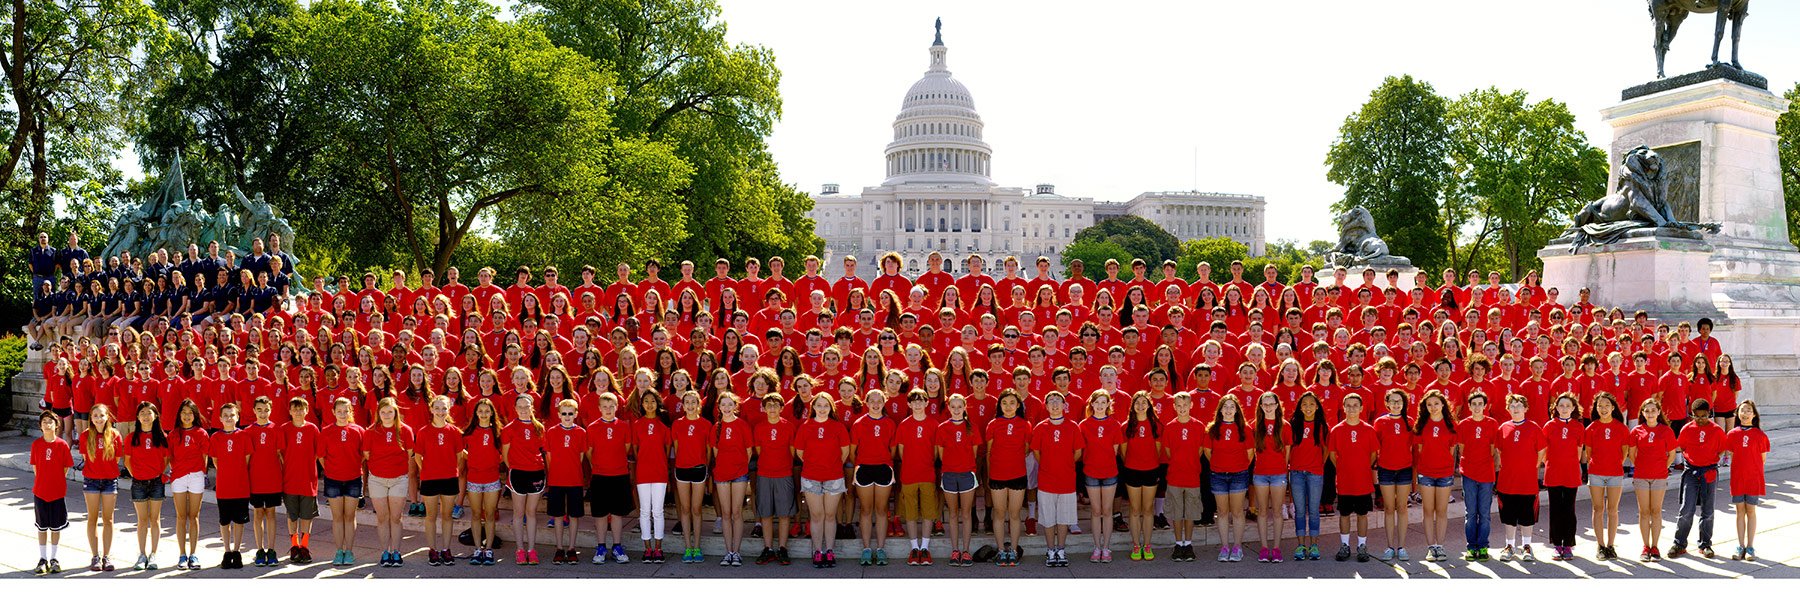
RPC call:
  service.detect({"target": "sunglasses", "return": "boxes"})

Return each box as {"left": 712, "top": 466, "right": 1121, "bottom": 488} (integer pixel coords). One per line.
{"left": 559, "top": 412, "right": 577, "bottom": 417}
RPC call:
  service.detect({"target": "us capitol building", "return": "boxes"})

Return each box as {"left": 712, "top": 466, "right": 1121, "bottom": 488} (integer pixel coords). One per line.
{"left": 809, "top": 22, "right": 1267, "bottom": 275}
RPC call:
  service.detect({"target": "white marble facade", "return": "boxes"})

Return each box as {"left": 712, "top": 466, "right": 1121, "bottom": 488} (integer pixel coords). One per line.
{"left": 809, "top": 26, "right": 1265, "bottom": 276}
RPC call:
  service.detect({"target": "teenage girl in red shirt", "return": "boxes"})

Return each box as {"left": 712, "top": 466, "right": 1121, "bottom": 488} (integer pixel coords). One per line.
{"left": 850, "top": 388, "right": 896, "bottom": 565}
{"left": 1120, "top": 392, "right": 1163, "bottom": 562}
{"left": 1372, "top": 389, "right": 1413, "bottom": 561}
{"left": 985, "top": 390, "right": 1031, "bottom": 566}
{"left": 1249, "top": 392, "right": 1289, "bottom": 563}
{"left": 1584, "top": 393, "right": 1629, "bottom": 561}
{"left": 462, "top": 398, "right": 503, "bottom": 565}
{"left": 1412, "top": 391, "right": 1457, "bottom": 562}
{"left": 936, "top": 395, "right": 982, "bottom": 566}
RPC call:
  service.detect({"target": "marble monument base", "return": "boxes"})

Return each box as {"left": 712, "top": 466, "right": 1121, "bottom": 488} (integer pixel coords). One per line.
{"left": 1538, "top": 235, "right": 1720, "bottom": 320}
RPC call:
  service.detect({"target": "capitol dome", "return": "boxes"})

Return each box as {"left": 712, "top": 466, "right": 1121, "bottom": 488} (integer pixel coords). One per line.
{"left": 883, "top": 20, "right": 993, "bottom": 186}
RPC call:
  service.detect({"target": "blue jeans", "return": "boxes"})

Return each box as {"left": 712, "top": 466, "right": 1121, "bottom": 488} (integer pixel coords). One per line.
{"left": 1288, "top": 470, "right": 1324, "bottom": 536}
{"left": 1462, "top": 477, "right": 1495, "bottom": 550}
{"left": 1674, "top": 464, "right": 1717, "bottom": 549}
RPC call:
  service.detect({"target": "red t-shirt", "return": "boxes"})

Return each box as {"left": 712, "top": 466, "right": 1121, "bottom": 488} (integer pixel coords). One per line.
{"left": 1542, "top": 417, "right": 1585, "bottom": 488}
{"left": 672, "top": 417, "right": 714, "bottom": 468}
{"left": 1372, "top": 414, "right": 1414, "bottom": 470}
{"left": 712, "top": 418, "right": 753, "bottom": 481}
{"left": 281, "top": 422, "right": 321, "bottom": 495}
{"left": 754, "top": 418, "right": 797, "bottom": 478}
{"left": 1495, "top": 420, "right": 1545, "bottom": 495}
{"left": 896, "top": 416, "right": 939, "bottom": 484}
{"left": 1161, "top": 418, "right": 1210, "bottom": 486}
{"left": 463, "top": 425, "right": 503, "bottom": 484}
{"left": 1207, "top": 422, "right": 1255, "bottom": 474}
{"left": 1286, "top": 420, "right": 1327, "bottom": 475}
{"left": 985, "top": 416, "right": 1033, "bottom": 481}
{"left": 31, "top": 438, "right": 74, "bottom": 500}
{"left": 935, "top": 419, "right": 981, "bottom": 473}
{"left": 1726, "top": 427, "right": 1769, "bottom": 496}
{"left": 1629, "top": 424, "right": 1677, "bottom": 480}
{"left": 794, "top": 418, "right": 850, "bottom": 482}
{"left": 850, "top": 414, "right": 897, "bottom": 465}
{"left": 1251, "top": 419, "right": 1289, "bottom": 476}
{"left": 1328, "top": 421, "right": 1378, "bottom": 496}
{"left": 1079, "top": 417, "right": 1126, "bottom": 479}
{"left": 501, "top": 420, "right": 545, "bottom": 472}
{"left": 363, "top": 424, "right": 414, "bottom": 479}
{"left": 321, "top": 422, "right": 366, "bottom": 482}
{"left": 79, "top": 431, "right": 123, "bottom": 480}
{"left": 1122, "top": 419, "right": 1162, "bottom": 472}
{"left": 415, "top": 424, "right": 465, "bottom": 482}
{"left": 1412, "top": 419, "right": 1456, "bottom": 479}
{"left": 124, "top": 432, "right": 168, "bottom": 481}
{"left": 631, "top": 418, "right": 671, "bottom": 483}
{"left": 246, "top": 423, "right": 284, "bottom": 494}
{"left": 543, "top": 424, "right": 588, "bottom": 487}
{"left": 1678, "top": 422, "right": 1727, "bottom": 467}
{"left": 169, "top": 427, "right": 210, "bottom": 478}
{"left": 1455, "top": 417, "right": 1500, "bottom": 483}
{"left": 584, "top": 418, "right": 631, "bottom": 477}
{"left": 209, "top": 429, "right": 255, "bottom": 499}
{"left": 1030, "top": 418, "right": 1085, "bottom": 494}
{"left": 1584, "top": 420, "right": 1629, "bottom": 477}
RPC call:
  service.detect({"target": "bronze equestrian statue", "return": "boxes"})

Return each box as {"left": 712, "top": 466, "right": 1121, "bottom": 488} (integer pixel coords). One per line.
{"left": 1651, "top": 0, "right": 1749, "bottom": 78}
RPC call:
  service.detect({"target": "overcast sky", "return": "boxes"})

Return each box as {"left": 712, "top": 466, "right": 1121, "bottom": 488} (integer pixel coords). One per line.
{"left": 716, "top": 0, "right": 1799, "bottom": 244}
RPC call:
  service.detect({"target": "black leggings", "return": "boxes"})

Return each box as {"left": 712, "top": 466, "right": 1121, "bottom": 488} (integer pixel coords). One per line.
{"left": 1548, "top": 486, "right": 1579, "bottom": 547}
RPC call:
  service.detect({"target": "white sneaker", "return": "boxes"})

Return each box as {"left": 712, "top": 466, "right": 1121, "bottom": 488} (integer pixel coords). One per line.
{"left": 1381, "top": 547, "right": 1395, "bottom": 562}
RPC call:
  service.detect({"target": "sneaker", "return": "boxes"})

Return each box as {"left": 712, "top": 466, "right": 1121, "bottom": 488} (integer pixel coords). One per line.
{"left": 1397, "top": 547, "right": 1409, "bottom": 562}
{"left": 1465, "top": 548, "right": 1482, "bottom": 561}
{"left": 1295, "top": 546, "right": 1308, "bottom": 561}
{"left": 1101, "top": 548, "right": 1113, "bottom": 563}
{"left": 1271, "top": 546, "right": 1283, "bottom": 563}
{"left": 613, "top": 544, "right": 629, "bottom": 564}
{"left": 517, "top": 549, "right": 529, "bottom": 565}
{"left": 594, "top": 547, "right": 607, "bottom": 565}
{"left": 755, "top": 547, "right": 774, "bottom": 565}
{"left": 451, "top": 505, "right": 465, "bottom": 520}
{"left": 1219, "top": 546, "right": 1231, "bottom": 562}
{"left": 1745, "top": 546, "right": 1757, "bottom": 561}
{"left": 393, "top": 550, "right": 407, "bottom": 567}
{"left": 920, "top": 549, "right": 933, "bottom": 565}
{"left": 300, "top": 546, "right": 314, "bottom": 564}
{"left": 813, "top": 550, "right": 825, "bottom": 568}
{"left": 1380, "top": 547, "right": 1394, "bottom": 562}
{"left": 1098, "top": 548, "right": 1110, "bottom": 563}
{"left": 860, "top": 548, "right": 874, "bottom": 566}
{"left": 1047, "top": 550, "right": 1059, "bottom": 567}
{"left": 729, "top": 552, "right": 743, "bottom": 567}
{"left": 1520, "top": 545, "right": 1536, "bottom": 562}
{"left": 1025, "top": 517, "right": 1038, "bottom": 536}
{"left": 428, "top": 549, "right": 442, "bottom": 566}
{"left": 907, "top": 548, "right": 920, "bottom": 566}
{"left": 1700, "top": 546, "right": 1715, "bottom": 559}
{"left": 34, "top": 559, "right": 48, "bottom": 575}
{"left": 1356, "top": 544, "right": 1370, "bottom": 563}
{"left": 48, "top": 559, "right": 61, "bottom": 573}
{"left": 1069, "top": 522, "right": 1082, "bottom": 535}
{"left": 1230, "top": 546, "right": 1243, "bottom": 562}
{"left": 778, "top": 546, "right": 792, "bottom": 566}
{"left": 875, "top": 548, "right": 888, "bottom": 566}
{"left": 134, "top": 554, "right": 148, "bottom": 571}
{"left": 548, "top": 549, "right": 562, "bottom": 565}
{"left": 1667, "top": 545, "right": 1686, "bottom": 559}
{"left": 1499, "top": 545, "right": 1516, "bottom": 562}
{"left": 1334, "top": 544, "right": 1351, "bottom": 562}
{"left": 1154, "top": 514, "right": 1171, "bottom": 530}
{"left": 1309, "top": 544, "right": 1321, "bottom": 560}
{"left": 1143, "top": 547, "right": 1155, "bottom": 561}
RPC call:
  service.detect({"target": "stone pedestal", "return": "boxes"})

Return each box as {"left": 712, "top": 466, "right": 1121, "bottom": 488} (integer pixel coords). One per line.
{"left": 8, "top": 335, "right": 47, "bottom": 431}
{"left": 1538, "top": 236, "right": 1720, "bottom": 320}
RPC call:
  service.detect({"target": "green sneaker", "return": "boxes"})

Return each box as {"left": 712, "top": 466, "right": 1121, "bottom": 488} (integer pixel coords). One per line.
{"left": 860, "top": 548, "right": 874, "bottom": 566}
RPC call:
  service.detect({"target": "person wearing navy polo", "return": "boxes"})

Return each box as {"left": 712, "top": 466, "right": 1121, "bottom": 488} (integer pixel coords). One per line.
{"left": 29, "top": 233, "right": 58, "bottom": 302}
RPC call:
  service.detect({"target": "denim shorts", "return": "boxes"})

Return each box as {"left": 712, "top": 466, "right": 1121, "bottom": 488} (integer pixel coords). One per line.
{"left": 1376, "top": 467, "right": 1415, "bottom": 486}
{"left": 83, "top": 478, "right": 118, "bottom": 494}
{"left": 1417, "top": 474, "right": 1454, "bottom": 488}
{"left": 1251, "top": 473, "right": 1288, "bottom": 487}
{"left": 322, "top": 477, "right": 362, "bottom": 499}
{"left": 1732, "top": 494, "right": 1761, "bottom": 505}
{"left": 1083, "top": 475, "right": 1119, "bottom": 488}
{"left": 1210, "top": 469, "right": 1251, "bottom": 494}
{"left": 130, "top": 477, "right": 165, "bottom": 501}
{"left": 800, "top": 478, "right": 847, "bottom": 495}
{"left": 1589, "top": 474, "right": 1629, "bottom": 488}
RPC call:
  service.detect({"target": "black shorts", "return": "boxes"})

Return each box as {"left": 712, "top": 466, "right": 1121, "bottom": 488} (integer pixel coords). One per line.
{"left": 34, "top": 497, "right": 68, "bottom": 532}
{"left": 73, "top": 411, "right": 90, "bottom": 421}
{"left": 250, "top": 492, "right": 282, "bottom": 509}
{"left": 989, "top": 476, "right": 1028, "bottom": 491}
{"left": 420, "top": 478, "right": 459, "bottom": 497}
{"left": 1337, "top": 493, "right": 1374, "bottom": 516}
{"left": 219, "top": 498, "right": 251, "bottom": 525}
{"left": 508, "top": 469, "right": 546, "bottom": 495}
{"left": 1498, "top": 493, "right": 1539, "bottom": 526}
{"left": 50, "top": 407, "right": 73, "bottom": 418}
{"left": 853, "top": 464, "right": 895, "bottom": 488}
{"left": 588, "top": 475, "right": 635, "bottom": 518}
{"left": 1121, "top": 466, "right": 1164, "bottom": 489}
{"left": 674, "top": 465, "right": 708, "bottom": 484}
{"left": 545, "top": 485, "right": 585, "bottom": 518}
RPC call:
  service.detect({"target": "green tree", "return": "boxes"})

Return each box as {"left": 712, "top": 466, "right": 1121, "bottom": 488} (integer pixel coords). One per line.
{"left": 1174, "top": 237, "right": 1247, "bottom": 284}
{"left": 1325, "top": 75, "right": 1452, "bottom": 271}
{"left": 1444, "top": 88, "right": 1607, "bottom": 278}
{"left": 1069, "top": 215, "right": 1180, "bottom": 268}
{"left": 517, "top": 0, "right": 820, "bottom": 275}
{"left": 1781, "top": 83, "right": 1800, "bottom": 249}
{"left": 1059, "top": 238, "right": 1132, "bottom": 278}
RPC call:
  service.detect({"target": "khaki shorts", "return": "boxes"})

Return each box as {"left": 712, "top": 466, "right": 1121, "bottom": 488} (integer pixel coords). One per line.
{"left": 1165, "top": 486, "right": 1205, "bottom": 522}
{"left": 369, "top": 475, "right": 410, "bottom": 499}
{"left": 1038, "top": 490, "right": 1079, "bottom": 526}
{"left": 899, "top": 482, "right": 940, "bottom": 522}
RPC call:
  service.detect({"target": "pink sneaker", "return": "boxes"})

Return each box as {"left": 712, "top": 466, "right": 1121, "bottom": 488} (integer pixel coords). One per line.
{"left": 1100, "top": 549, "right": 1113, "bottom": 563}
{"left": 1090, "top": 549, "right": 1103, "bottom": 563}
{"left": 515, "top": 549, "right": 528, "bottom": 564}
{"left": 527, "top": 550, "right": 540, "bottom": 565}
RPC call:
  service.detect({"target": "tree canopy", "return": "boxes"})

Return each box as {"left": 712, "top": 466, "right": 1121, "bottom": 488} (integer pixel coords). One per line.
{"left": 1781, "top": 83, "right": 1800, "bottom": 249}
{"left": 1068, "top": 215, "right": 1180, "bottom": 268}
{"left": 1325, "top": 75, "right": 1452, "bottom": 272}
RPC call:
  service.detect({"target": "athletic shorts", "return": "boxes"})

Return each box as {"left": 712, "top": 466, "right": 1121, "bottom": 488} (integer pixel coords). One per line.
{"left": 130, "top": 477, "right": 165, "bottom": 501}
{"left": 546, "top": 485, "right": 585, "bottom": 518}
{"left": 755, "top": 475, "right": 797, "bottom": 517}
{"left": 284, "top": 494, "right": 320, "bottom": 520}
{"left": 50, "top": 407, "right": 73, "bottom": 419}
{"left": 250, "top": 492, "right": 282, "bottom": 509}
{"left": 898, "top": 482, "right": 939, "bottom": 520}
{"left": 73, "top": 411, "right": 90, "bottom": 421}
{"left": 1376, "top": 467, "right": 1415, "bottom": 486}
{"left": 1589, "top": 474, "right": 1628, "bottom": 488}
{"left": 34, "top": 497, "right": 68, "bottom": 532}
{"left": 322, "top": 478, "right": 361, "bottom": 499}
{"left": 1252, "top": 473, "right": 1288, "bottom": 488}
{"left": 941, "top": 471, "right": 978, "bottom": 494}
{"left": 674, "top": 465, "right": 708, "bottom": 484}
{"left": 1337, "top": 493, "right": 1374, "bottom": 516}
{"left": 368, "top": 475, "right": 409, "bottom": 499}
{"left": 467, "top": 480, "right": 505, "bottom": 494}
{"left": 801, "top": 477, "right": 847, "bottom": 496}
{"left": 989, "top": 476, "right": 1027, "bottom": 491}
{"left": 1210, "top": 469, "right": 1251, "bottom": 494}
{"left": 1038, "top": 490, "right": 1079, "bottom": 526}
{"left": 1498, "top": 492, "right": 1539, "bottom": 526}
{"left": 169, "top": 471, "right": 206, "bottom": 494}
{"left": 588, "top": 474, "right": 634, "bottom": 517}
{"left": 853, "top": 464, "right": 895, "bottom": 488}
{"left": 1165, "top": 486, "right": 1204, "bottom": 522}
{"left": 1120, "top": 466, "right": 1163, "bottom": 489}
{"left": 1418, "top": 474, "right": 1454, "bottom": 489}
{"left": 1634, "top": 478, "right": 1668, "bottom": 491}
{"left": 218, "top": 498, "right": 251, "bottom": 525}
{"left": 419, "top": 478, "right": 459, "bottom": 497}
{"left": 1732, "top": 495, "right": 1761, "bottom": 505}
{"left": 508, "top": 469, "right": 547, "bottom": 495}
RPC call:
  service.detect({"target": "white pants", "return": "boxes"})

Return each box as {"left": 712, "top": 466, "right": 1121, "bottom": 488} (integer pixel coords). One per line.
{"left": 637, "top": 482, "right": 668, "bottom": 540}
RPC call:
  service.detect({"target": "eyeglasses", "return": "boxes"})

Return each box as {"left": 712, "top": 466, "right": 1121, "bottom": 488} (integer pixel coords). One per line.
{"left": 1004, "top": 333, "right": 1019, "bottom": 339}
{"left": 559, "top": 412, "right": 577, "bottom": 417}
